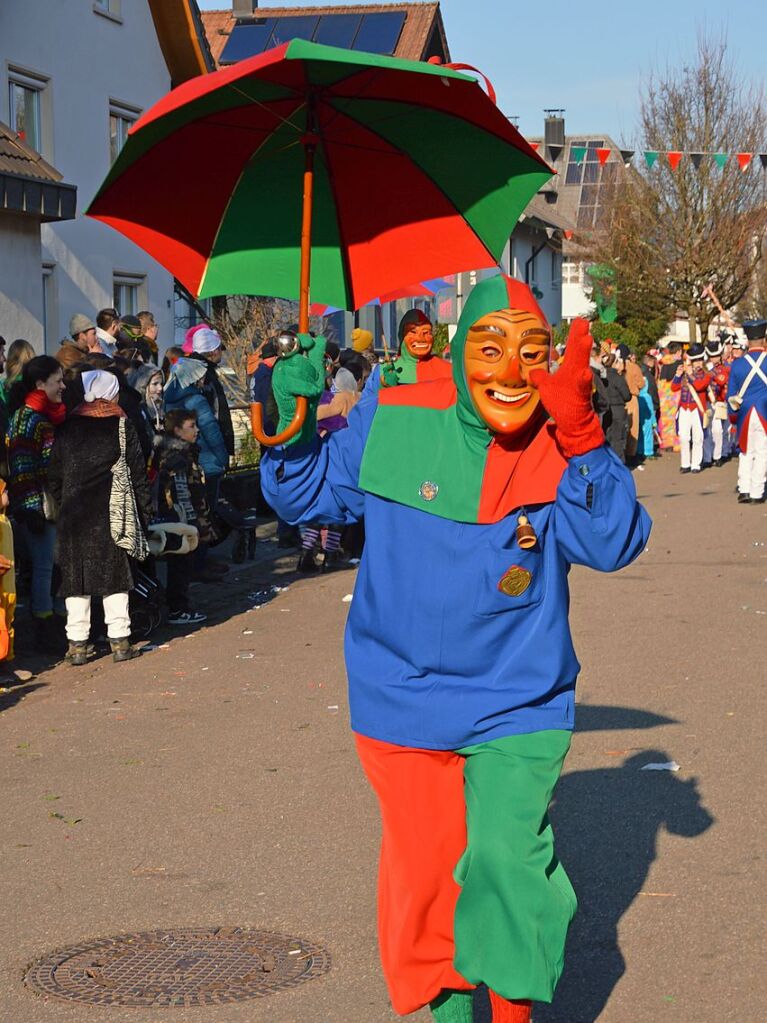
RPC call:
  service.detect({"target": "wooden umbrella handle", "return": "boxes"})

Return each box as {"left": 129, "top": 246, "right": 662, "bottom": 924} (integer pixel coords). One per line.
{"left": 250, "top": 397, "right": 308, "bottom": 447}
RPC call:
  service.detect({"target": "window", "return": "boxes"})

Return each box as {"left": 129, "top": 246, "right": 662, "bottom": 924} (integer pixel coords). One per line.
{"left": 94, "top": 0, "right": 122, "bottom": 18}
{"left": 113, "top": 273, "right": 146, "bottom": 316}
{"left": 562, "top": 260, "right": 582, "bottom": 286}
{"left": 109, "top": 101, "right": 140, "bottom": 164}
{"left": 8, "top": 68, "right": 49, "bottom": 153}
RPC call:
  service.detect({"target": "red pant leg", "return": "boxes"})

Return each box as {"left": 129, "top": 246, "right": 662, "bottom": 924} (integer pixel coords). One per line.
{"left": 355, "top": 733, "right": 474, "bottom": 1015}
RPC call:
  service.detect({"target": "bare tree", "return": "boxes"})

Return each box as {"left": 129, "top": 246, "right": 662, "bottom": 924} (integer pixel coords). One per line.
{"left": 587, "top": 36, "right": 767, "bottom": 342}
{"left": 208, "top": 296, "right": 329, "bottom": 403}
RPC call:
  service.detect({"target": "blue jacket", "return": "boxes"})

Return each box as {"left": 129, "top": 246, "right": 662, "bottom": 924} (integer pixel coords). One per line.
{"left": 163, "top": 380, "right": 229, "bottom": 478}
{"left": 261, "top": 397, "right": 651, "bottom": 751}
{"left": 727, "top": 349, "right": 767, "bottom": 448}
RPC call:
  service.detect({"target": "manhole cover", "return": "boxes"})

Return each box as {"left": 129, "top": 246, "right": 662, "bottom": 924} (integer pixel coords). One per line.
{"left": 24, "top": 927, "right": 331, "bottom": 1006}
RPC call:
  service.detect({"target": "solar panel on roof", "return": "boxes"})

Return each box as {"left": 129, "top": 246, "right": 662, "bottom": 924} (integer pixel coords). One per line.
{"left": 219, "top": 18, "right": 277, "bottom": 64}
{"left": 270, "top": 15, "right": 321, "bottom": 47}
{"left": 314, "top": 13, "right": 363, "bottom": 49}
{"left": 352, "top": 11, "right": 406, "bottom": 55}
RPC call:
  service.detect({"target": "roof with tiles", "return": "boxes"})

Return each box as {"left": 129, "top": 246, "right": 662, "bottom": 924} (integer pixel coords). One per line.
{"left": 0, "top": 122, "right": 63, "bottom": 183}
{"left": 201, "top": 2, "right": 449, "bottom": 67}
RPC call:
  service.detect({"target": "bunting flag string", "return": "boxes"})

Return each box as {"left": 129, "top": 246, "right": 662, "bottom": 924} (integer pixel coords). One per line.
{"left": 536, "top": 144, "right": 767, "bottom": 171}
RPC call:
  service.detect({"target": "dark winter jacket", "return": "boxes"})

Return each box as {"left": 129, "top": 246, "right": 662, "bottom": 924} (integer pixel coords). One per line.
{"left": 188, "top": 353, "right": 235, "bottom": 456}
{"left": 47, "top": 414, "right": 152, "bottom": 597}
{"left": 163, "top": 378, "right": 229, "bottom": 479}
{"left": 127, "top": 364, "right": 164, "bottom": 443}
{"left": 593, "top": 366, "right": 631, "bottom": 408}
{"left": 152, "top": 434, "right": 212, "bottom": 543}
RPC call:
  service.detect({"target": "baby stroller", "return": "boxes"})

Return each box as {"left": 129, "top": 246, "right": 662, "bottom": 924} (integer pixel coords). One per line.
{"left": 209, "top": 497, "right": 259, "bottom": 564}
{"left": 129, "top": 562, "right": 163, "bottom": 640}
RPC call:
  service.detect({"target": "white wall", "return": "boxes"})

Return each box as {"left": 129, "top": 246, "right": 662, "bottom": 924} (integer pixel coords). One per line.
{"left": 0, "top": 0, "right": 175, "bottom": 350}
{"left": 506, "top": 226, "right": 563, "bottom": 327}
{"left": 562, "top": 281, "right": 594, "bottom": 320}
{"left": 0, "top": 212, "right": 44, "bottom": 343}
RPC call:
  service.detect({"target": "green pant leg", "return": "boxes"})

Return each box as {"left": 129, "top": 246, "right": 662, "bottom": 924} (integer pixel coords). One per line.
{"left": 452, "top": 730, "right": 576, "bottom": 1003}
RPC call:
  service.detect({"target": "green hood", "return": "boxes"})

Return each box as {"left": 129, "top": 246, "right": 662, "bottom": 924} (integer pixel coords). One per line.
{"left": 359, "top": 276, "right": 563, "bottom": 524}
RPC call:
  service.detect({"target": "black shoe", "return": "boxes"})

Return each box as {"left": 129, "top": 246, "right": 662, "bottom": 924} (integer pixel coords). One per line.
{"left": 691, "top": 468, "right": 702, "bottom": 473}
{"left": 297, "top": 549, "right": 319, "bottom": 573}
{"left": 737, "top": 493, "right": 751, "bottom": 504}
{"left": 277, "top": 533, "right": 300, "bottom": 549}
{"left": 749, "top": 496, "right": 766, "bottom": 504}
{"left": 320, "top": 550, "right": 350, "bottom": 573}
{"left": 713, "top": 459, "right": 723, "bottom": 467}
{"left": 679, "top": 467, "right": 691, "bottom": 474}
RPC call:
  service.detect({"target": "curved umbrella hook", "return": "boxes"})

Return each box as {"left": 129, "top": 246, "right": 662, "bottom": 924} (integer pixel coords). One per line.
{"left": 250, "top": 397, "right": 308, "bottom": 447}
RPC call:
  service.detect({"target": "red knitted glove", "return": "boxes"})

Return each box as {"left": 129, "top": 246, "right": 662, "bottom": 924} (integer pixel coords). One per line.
{"left": 488, "top": 990, "right": 532, "bottom": 1022}
{"left": 529, "top": 318, "right": 604, "bottom": 457}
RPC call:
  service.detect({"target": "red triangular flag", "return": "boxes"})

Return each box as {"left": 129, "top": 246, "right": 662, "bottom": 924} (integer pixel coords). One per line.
{"left": 667, "top": 151, "right": 683, "bottom": 170}
{"left": 564, "top": 230, "right": 574, "bottom": 240}
{"left": 529, "top": 141, "right": 540, "bottom": 152}
{"left": 596, "top": 147, "right": 611, "bottom": 166}
{"left": 736, "top": 152, "right": 752, "bottom": 171}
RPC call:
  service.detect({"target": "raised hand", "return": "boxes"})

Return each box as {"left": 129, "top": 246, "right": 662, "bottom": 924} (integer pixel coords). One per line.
{"left": 529, "top": 319, "right": 604, "bottom": 458}
{"left": 380, "top": 361, "right": 401, "bottom": 388}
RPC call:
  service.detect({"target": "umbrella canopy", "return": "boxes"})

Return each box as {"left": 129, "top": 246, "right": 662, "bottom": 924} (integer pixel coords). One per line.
{"left": 88, "top": 39, "right": 551, "bottom": 312}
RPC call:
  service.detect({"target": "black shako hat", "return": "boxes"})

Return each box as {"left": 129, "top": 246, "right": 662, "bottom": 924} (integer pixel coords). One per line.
{"left": 743, "top": 319, "right": 767, "bottom": 341}
{"left": 687, "top": 343, "right": 706, "bottom": 360}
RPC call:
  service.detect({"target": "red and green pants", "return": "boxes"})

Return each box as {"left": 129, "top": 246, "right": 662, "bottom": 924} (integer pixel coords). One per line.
{"left": 355, "top": 730, "right": 575, "bottom": 1016}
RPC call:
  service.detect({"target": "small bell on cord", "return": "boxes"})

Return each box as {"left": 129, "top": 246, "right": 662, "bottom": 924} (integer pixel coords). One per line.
{"left": 516, "top": 512, "right": 537, "bottom": 550}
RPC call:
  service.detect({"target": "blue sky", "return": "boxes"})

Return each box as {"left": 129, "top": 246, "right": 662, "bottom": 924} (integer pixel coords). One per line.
{"left": 197, "top": 1, "right": 767, "bottom": 145}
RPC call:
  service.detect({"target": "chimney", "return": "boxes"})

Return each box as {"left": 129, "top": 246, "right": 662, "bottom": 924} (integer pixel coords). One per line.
{"left": 543, "top": 109, "right": 565, "bottom": 163}
{"left": 233, "top": 0, "right": 257, "bottom": 16}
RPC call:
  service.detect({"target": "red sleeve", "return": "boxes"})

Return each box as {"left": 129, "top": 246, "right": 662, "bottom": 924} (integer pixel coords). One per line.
{"left": 671, "top": 378, "right": 683, "bottom": 392}
{"left": 694, "top": 373, "right": 712, "bottom": 392}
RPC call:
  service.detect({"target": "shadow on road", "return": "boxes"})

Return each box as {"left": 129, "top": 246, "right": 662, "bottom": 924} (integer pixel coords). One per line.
{"left": 473, "top": 719, "right": 713, "bottom": 1023}
{"left": 0, "top": 681, "right": 47, "bottom": 714}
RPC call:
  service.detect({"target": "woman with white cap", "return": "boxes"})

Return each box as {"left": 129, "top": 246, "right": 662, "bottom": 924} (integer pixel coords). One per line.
{"left": 47, "top": 369, "right": 151, "bottom": 665}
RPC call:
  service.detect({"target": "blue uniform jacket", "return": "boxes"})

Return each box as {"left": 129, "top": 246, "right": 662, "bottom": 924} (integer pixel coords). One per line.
{"left": 261, "top": 397, "right": 651, "bottom": 750}
{"left": 726, "top": 349, "right": 767, "bottom": 448}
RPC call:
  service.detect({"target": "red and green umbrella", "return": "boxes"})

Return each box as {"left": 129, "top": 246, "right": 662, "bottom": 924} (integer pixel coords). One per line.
{"left": 88, "top": 39, "right": 549, "bottom": 318}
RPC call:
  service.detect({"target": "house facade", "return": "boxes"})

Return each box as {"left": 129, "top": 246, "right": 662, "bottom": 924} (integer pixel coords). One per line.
{"left": 0, "top": 1, "right": 203, "bottom": 352}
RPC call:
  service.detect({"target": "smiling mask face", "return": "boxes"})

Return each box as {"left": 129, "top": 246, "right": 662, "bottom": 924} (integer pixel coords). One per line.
{"left": 464, "top": 309, "right": 550, "bottom": 435}
{"left": 403, "top": 321, "right": 434, "bottom": 360}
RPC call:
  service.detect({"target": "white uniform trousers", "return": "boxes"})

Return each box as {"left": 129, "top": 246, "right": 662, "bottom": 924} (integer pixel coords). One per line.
{"left": 677, "top": 407, "right": 704, "bottom": 471}
{"left": 65, "top": 593, "right": 131, "bottom": 642}
{"left": 737, "top": 413, "right": 767, "bottom": 499}
{"left": 712, "top": 416, "right": 727, "bottom": 461}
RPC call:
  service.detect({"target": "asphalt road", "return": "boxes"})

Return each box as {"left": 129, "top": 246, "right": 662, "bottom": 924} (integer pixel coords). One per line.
{"left": 1, "top": 450, "right": 765, "bottom": 1023}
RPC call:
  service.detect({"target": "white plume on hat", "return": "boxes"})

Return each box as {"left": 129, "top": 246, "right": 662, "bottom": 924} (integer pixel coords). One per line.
{"left": 192, "top": 327, "right": 222, "bottom": 354}
{"left": 81, "top": 369, "right": 119, "bottom": 403}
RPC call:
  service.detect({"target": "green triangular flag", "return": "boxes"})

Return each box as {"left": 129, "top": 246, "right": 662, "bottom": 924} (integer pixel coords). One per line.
{"left": 644, "top": 151, "right": 659, "bottom": 168}
{"left": 713, "top": 153, "right": 728, "bottom": 169}
{"left": 571, "top": 145, "right": 587, "bottom": 164}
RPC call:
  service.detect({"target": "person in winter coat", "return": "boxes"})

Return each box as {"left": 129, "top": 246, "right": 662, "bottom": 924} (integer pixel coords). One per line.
{"left": 127, "top": 363, "right": 164, "bottom": 442}
{"left": 152, "top": 408, "right": 211, "bottom": 626}
{"left": 47, "top": 370, "right": 151, "bottom": 665}
{"left": 6, "top": 356, "right": 67, "bottom": 653}
{"left": 592, "top": 346, "right": 632, "bottom": 462}
{"left": 189, "top": 327, "right": 235, "bottom": 464}
{"left": 163, "top": 358, "right": 228, "bottom": 482}
{"left": 164, "top": 358, "right": 228, "bottom": 579}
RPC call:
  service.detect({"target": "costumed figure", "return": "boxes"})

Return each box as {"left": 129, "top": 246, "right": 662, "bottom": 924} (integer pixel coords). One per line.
{"left": 592, "top": 344, "right": 631, "bottom": 462}
{"left": 379, "top": 309, "right": 452, "bottom": 388}
{"left": 671, "top": 344, "right": 712, "bottom": 473}
{"left": 260, "top": 276, "right": 651, "bottom": 1023}
{"left": 705, "top": 335, "right": 732, "bottom": 465}
{"left": 657, "top": 343, "right": 683, "bottom": 450}
{"left": 727, "top": 319, "right": 767, "bottom": 503}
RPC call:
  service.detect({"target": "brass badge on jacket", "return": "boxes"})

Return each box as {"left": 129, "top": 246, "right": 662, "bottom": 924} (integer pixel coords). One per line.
{"left": 498, "top": 566, "right": 532, "bottom": 597}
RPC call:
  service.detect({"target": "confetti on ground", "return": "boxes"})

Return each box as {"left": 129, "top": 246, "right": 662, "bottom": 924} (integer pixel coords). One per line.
{"left": 327, "top": 705, "right": 339, "bottom": 711}
{"left": 639, "top": 892, "right": 677, "bottom": 897}
{"left": 641, "top": 761, "right": 680, "bottom": 772}
{"left": 237, "top": 652, "right": 255, "bottom": 660}
{"left": 342, "top": 594, "right": 353, "bottom": 603}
